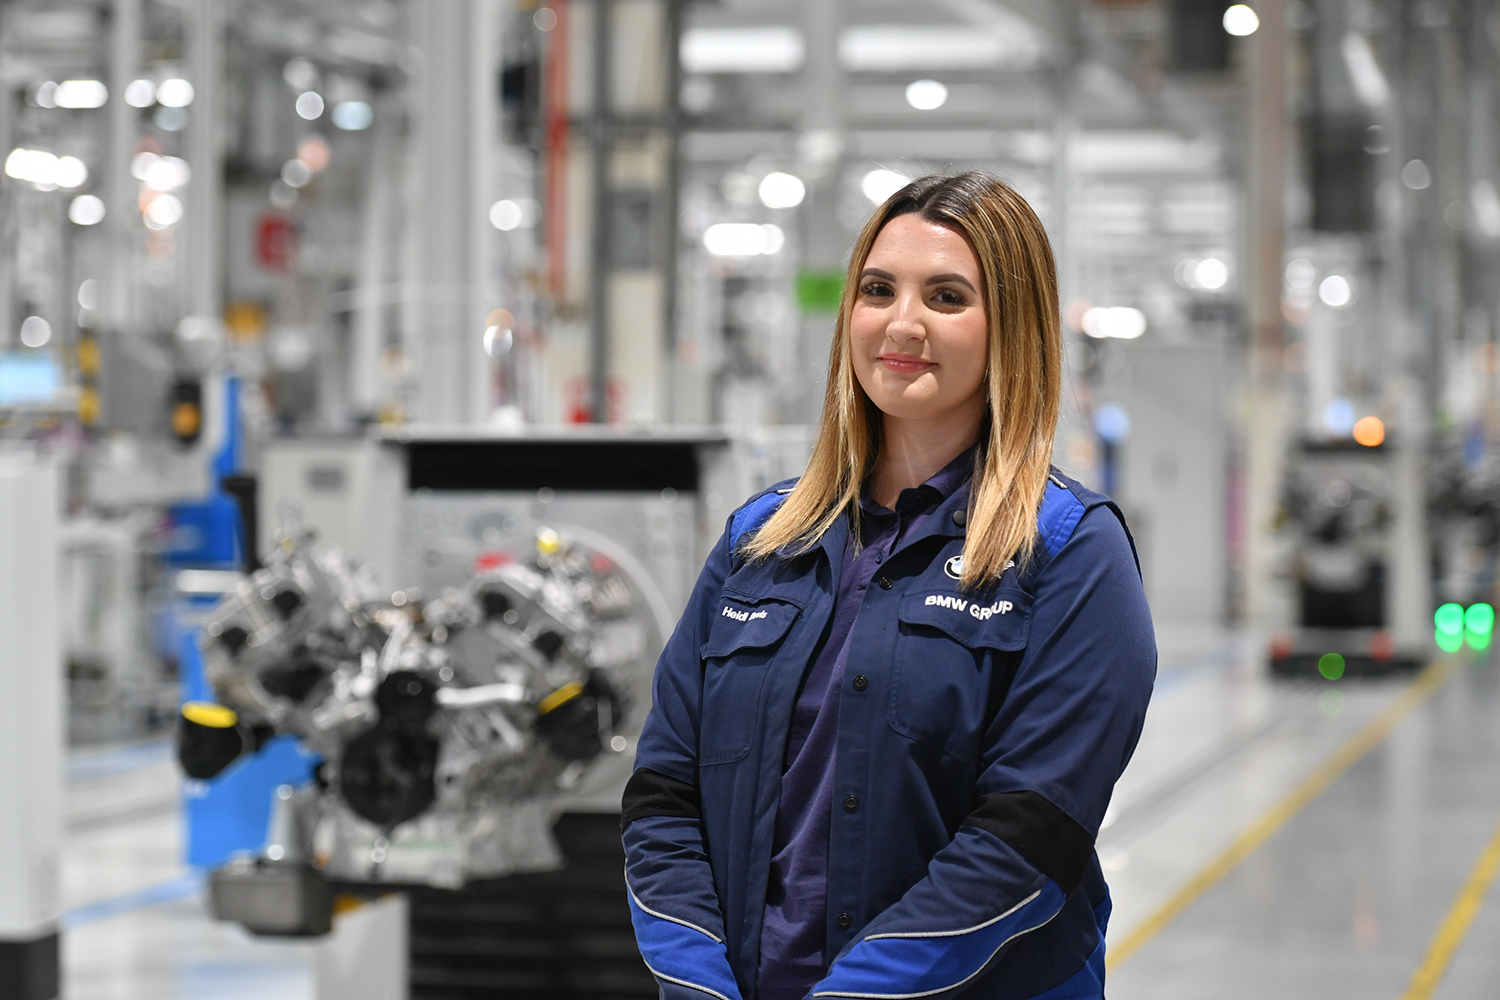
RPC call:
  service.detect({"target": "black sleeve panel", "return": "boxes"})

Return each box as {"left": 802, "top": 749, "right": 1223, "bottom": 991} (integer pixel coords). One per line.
{"left": 962, "top": 790, "right": 1095, "bottom": 894}
{"left": 621, "top": 766, "right": 702, "bottom": 830}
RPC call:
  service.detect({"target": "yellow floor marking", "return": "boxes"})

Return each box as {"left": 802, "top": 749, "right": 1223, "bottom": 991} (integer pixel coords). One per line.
{"left": 1398, "top": 814, "right": 1500, "bottom": 1000}
{"left": 1107, "top": 656, "right": 1459, "bottom": 972}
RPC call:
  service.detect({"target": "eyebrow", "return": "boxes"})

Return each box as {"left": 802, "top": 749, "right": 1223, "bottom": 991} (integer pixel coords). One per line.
{"left": 859, "top": 267, "right": 977, "bottom": 292}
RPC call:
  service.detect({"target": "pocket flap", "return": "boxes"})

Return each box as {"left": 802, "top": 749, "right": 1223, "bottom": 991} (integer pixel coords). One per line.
{"left": 701, "top": 594, "right": 801, "bottom": 658}
{"left": 898, "top": 589, "right": 1030, "bottom": 652}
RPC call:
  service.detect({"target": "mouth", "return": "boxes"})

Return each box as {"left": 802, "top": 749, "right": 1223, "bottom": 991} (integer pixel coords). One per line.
{"left": 878, "top": 353, "right": 936, "bottom": 375}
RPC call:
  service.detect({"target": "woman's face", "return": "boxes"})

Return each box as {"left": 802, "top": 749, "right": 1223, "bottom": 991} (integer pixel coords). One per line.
{"left": 849, "top": 214, "right": 990, "bottom": 427}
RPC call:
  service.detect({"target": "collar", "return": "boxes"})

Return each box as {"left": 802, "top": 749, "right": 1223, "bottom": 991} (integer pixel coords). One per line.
{"left": 858, "top": 443, "right": 978, "bottom": 519}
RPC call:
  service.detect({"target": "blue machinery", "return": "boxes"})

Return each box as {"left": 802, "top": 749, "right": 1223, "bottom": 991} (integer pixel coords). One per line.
{"left": 158, "top": 375, "right": 318, "bottom": 868}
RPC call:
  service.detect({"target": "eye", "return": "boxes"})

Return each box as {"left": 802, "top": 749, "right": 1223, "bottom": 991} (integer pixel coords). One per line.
{"left": 860, "top": 280, "right": 893, "bottom": 298}
{"left": 932, "top": 287, "right": 968, "bottom": 306}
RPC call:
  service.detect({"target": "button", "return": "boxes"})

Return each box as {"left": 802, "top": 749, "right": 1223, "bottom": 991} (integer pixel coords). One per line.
{"left": 877, "top": 576, "right": 893, "bottom": 590}
{"left": 852, "top": 674, "right": 868, "bottom": 692}
{"left": 843, "top": 795, "right": 859, "bottom": 812}
{"left": 873, "top": 551, "right": 883, "bottom": 563}
{"left": 837, "top": 911, "right": 853, "bottom": 930}
{"left": 952, "top": 509, "right": 967, "bottom": 527}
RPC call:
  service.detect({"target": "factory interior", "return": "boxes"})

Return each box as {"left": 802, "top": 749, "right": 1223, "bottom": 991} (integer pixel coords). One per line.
{"left": 4, "top": 0, "right": 1500, "bottom": 997}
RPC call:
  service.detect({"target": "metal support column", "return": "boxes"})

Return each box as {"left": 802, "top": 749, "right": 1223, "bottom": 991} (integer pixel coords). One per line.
{"left": 185, "top": 0, "right": 224, "bottom": 324}
{"left": 588, "top": 0, "right": 614, "bottom": 422}
{"left": 407, "top": 0, "right": 502, "bottom": 424}
{"left": 106, "top": 0, "right": 141, "bottom": 334}
{"left": 1244, "top": 0, "right": 1288, "bottom": 625}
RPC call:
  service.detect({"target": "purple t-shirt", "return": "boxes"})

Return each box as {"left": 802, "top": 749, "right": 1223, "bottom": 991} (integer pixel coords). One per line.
{"left": 755, "top": 449, "right": 975, "bottom": 1000}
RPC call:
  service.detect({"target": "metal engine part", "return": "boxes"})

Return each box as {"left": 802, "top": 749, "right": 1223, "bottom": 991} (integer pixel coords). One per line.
{"left": 192, "top": 526, "right": 660, "bottom": 889}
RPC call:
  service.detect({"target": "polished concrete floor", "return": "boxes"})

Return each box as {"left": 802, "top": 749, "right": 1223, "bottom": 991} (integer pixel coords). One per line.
{"left": 55, "top": 629, "right": 1500, "bottom": 998}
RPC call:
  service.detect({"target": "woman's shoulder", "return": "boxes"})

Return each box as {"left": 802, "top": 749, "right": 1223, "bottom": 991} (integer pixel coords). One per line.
{"left": 1034, "top": 468, "right": 1141, "bottom": 578}
{"left": 726, "top": 478, "right": 799, "bottom": 551}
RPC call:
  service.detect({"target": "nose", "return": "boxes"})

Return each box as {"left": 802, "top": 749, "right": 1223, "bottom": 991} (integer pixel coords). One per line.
{"left": 885, "top": 287, "right": 926, "bottom": 347}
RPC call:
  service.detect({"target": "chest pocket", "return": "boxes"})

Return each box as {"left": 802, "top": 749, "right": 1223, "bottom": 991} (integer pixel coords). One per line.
{"left": 889, "top": 588, "right": 1031, "bottom": 763}
{"left": 698, "top": 592, "right": 802, "bottom": 765}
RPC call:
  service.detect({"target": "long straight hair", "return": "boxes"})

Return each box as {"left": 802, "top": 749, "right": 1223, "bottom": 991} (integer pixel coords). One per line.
{"left": 742, "top": 172, "right": 1062, "bottom": 588}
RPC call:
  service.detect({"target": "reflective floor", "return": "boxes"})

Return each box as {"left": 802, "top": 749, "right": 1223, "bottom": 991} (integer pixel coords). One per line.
{"left": 55, "top": 630, "right": 1500, "bottom": 998}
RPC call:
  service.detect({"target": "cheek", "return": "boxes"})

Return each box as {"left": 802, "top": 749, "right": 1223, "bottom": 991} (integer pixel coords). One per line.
{"left": 848, "top": 306, "right": 883, "bottom": 357}
{"left": 944, "top": 313, "right": 990, "bottom": 389}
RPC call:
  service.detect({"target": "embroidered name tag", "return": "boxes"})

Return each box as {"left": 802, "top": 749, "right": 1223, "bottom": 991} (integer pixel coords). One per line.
{"left": 722, "top": 605, "right": 769, "bottom": 622}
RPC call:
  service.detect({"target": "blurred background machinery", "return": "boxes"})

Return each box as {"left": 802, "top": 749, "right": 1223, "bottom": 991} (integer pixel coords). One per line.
{"left": 6, "top": 0, "right": 1500, "bottom": 998}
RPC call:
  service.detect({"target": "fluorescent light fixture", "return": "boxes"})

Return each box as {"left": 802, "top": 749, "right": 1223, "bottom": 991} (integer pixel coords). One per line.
{"left": 69, "top": 195, "right": 105, "bottom": 225}
{"left": 1318, "top": 275, "right": 1353, "bottom": 308}
{"left": 143, "top": 155, "right": 189, "bottom": 191}
{"left": 155, "top": 78, "right": 194, "bottom": 107}
{"left": 1074, "top": 131, "right": 1220, "bottom": 174}
{"left": 489, "top": 199, "right": 523, "bottom": 231}
{"left": 839, "top": 23, "right": 1047, "bottom": 72}
{"left": 861, "top": 168, "right": 909, "bottom": 205}
{"left": 54, "top": 80, "right": 107, "bottom": 108}
{"left": 681, "top": 27, "right": 804, "bottom": 74}
{"left": 3, "top": 148, "right": 83, "bottom": 189}
{"left": 1176, "top": 257, "right": 1230, "bottom": 291}
{"left": 1223, "top": 4, "right": 1259, "bottom": 36}
{"left": 19, "top": 316, "right": 52, "bottom": 348}
{"left": 758, "top": 171, "right": 805, "bottom": 209}
{"left": 124, "top": 79, "right": 155, "bottom": 108}
{"left": 703, "top": 223, "right": 784, "bottom": 256}
{"left": 1081, "top": 307, "right": 1147, "bottom": 340}
{"left": 1341, "top": 33, "right": 1389, "bottom": 108}
{"left": 144, "top": 193, "right": 183, "bottom": 229}
{"left": 295, "top": 91, "right": 325, "bottom": 120}
{"left": 905, "top": 79, "right": 948, "bottom": 110}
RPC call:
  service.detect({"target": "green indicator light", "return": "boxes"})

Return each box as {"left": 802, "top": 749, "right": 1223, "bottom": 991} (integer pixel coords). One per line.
{"left": 1435, "top": 603, "right": 1465, "bottom": 636}
{"left": 1467, "top": 629, "right": 1493, "bottom": 652}
{"left": 1465, "top": 603, "right": 1495, "bottom": 636}
{"left": 1436, "top": 628, "right": 1464, "bottom": 653}
{"left": 1318, "top": 653, "right": 1345, "bottom": 680}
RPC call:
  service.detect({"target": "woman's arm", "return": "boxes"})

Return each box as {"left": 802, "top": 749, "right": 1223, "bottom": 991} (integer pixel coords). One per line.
{"left": 808, "top": 505, "right": 1156, "bottom": 999}
{"left": 623, "top": 521, "right": 745, "bottom": 1000}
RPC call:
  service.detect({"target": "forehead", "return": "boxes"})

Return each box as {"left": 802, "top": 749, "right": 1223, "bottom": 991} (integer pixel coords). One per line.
{"left": 865, "top": 215, "right": 980, "bottom": 276}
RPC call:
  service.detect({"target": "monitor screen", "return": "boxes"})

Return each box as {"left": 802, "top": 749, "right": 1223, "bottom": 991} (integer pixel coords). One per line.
{"left": 0, "top": 354, "right": 61, "bottom": 406}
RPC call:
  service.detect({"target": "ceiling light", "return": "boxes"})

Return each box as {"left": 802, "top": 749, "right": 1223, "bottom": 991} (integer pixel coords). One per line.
{"left": 144, "top": 193, "right": 183, "bottom": 229}
{"left": 54, "top": 80, "right": 108, "bottom": 109}
{"left": 1318, "top": 275, "right": 1353, "bottom": 308}
{"left": 758, "top": 171, "right": 805, "bottom": 209}
{"left": 861, "top": 168, "right": 909, "bottom": 205}
{"left": 905, "top": 79, "right": 947, "bottom": 111}
{"left": 703, "top": 223, "right": 783, "bottom": 256}
{"left": 19, "top": 317, "right": 52, "bottom": 349}
{"left": 1223, "top": 4, "right": 1260, "bottom": 36}
{"left": 69, "top": 194, "right": 105, "bottom": 225}
{"left": 1081, "top": 306, "right": 1147, "bottom": 339}
{"left": 332, "top": 101, "right": 373, "bottom": 130}
{"left": 156, "top": 78, "right": 195, "bottom": 108}
{"left": 295, "top": 92, "right": 325, "bottom": 120}
{"left": 124, "top": 79, "right": 156, "bottom": 108}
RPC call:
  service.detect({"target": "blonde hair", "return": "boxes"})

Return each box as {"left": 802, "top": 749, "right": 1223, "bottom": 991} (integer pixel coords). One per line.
{"left": 742, "top": 172, "right": 1061, "bottom": 588}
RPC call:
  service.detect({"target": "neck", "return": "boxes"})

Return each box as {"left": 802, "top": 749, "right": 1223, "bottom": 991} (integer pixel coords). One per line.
{"left": 869, "top": 406, "right": 984, "bottom": 509}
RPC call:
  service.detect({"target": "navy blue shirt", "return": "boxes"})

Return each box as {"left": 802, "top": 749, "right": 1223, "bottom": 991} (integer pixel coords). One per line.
{"left": 756, "top": 449, "right": 976, "bottom": 1000}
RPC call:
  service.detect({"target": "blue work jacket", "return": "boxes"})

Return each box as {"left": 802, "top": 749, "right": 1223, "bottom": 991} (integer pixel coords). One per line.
{"left": 622, "top": 469, "right": 1156, "bottom": 1000}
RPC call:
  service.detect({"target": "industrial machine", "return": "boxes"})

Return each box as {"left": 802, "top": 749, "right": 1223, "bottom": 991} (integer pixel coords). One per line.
{"left": 1270, "top": 439, "right": 1422, "bottom": 676}
{"left": 182, "top": 521, "right": 662, "bottom": 934}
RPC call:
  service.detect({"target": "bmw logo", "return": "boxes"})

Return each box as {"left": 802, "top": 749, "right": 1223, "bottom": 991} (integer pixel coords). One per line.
{"left": 944, "top": 555, "right": 964, "bottom": 580}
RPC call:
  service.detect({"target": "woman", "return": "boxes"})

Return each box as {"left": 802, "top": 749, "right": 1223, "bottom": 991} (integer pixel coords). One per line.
{"left": 622, "top": 172, "right": 1155, "bottom": 1000}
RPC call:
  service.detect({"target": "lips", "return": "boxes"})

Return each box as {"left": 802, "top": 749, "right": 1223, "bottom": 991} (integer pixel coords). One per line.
{"left": 878, "top": 353, "right": 935, "bottom": 374}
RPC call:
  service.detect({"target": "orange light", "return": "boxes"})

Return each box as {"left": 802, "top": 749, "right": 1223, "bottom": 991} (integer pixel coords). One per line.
{"left": 1353, "top": 416, "right": 1385, "bottom": 447}
{"left": 297, "top": 137, "right": 331, "bottom": 172}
